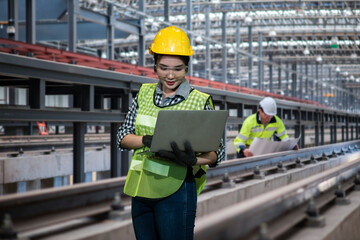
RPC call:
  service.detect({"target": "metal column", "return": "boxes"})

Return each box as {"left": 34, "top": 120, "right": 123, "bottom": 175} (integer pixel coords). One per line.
{"left": 248, "top": 26, "right": 253, "bottom": 88}
{"left": 222, "top": 12, "right": 227, "bottom": 83}
{"left": 320, "top": 63, "right": 323, "bottom": 104}
{"left": 120, "top": 91, "right": 132, "bottom": 176}
{"left": 26, "top": 0, "right": 36, "bottom": 44}
{"left": 205, "top": 5, "right": 211, "bottom": 80}
{"left": 81, "top": 85, "right": 94, "bottom": 111}
{"left": 186, "top": 0, "right": 192, "bottom": 76}
{"left": 29, "top": 78, "right": 45, "bottom": 109}
{"left": 299, "top": 63, "right": 303, "bottom": 99}
{"left": 269, "top": 55, "right": 273, "bottom": 92}
{"left": 73, "top": 122, "right": 85, "bottom": 183}
{"left": 346, "top": 115, "right": 349, "bottom": 141}
{"left": 257, "top": 32, "right": 263, "bottom": 90}
{"left": 311, "top": 64, "right": 315, "bottom": 101}
{"left": 285, "top": 62, "right": 289, "bottom": 96}
{"left": 305, "top": 63, "right": 308, "bottom": 99}
{"left": 138, "top": 0, "right": 145, "bottom": 66}
{"left": 110, "top": 123, "right": 120, "bottom": 177}
{"left": 294, "top": 108, "right": 301, "bottom": 147}
{"left": 164, "top": 0, "right": 170, "bottom": 22}
{"left": 107, "top": 4, "right": 114, "bottom": 60}
{"left": 110, "top": 97, "right": 120, "bottom": 177}
{"left": 7, "top": 0, "right": 18, "bottom": 40}
{"left": 67, "top": 0, "right": 78, "bottom": 52}
{"left": 314, "top": 110, "right": 319, "bottom": 146}
{"left": 315, "top": 63, "right": 319, "bottom": 102}
{"left": 291, "top": 63, "right": 297, "bottom": 97}
{"left": 320, "top": 110, "right": 324, "bottom": 145}
{"left": 333, "top": 113, "right": 337, "bottom": 143}
{"left": 236, "top": 21, "right": 241, "bottom": 85}
{"left": 278, "top": 60, "right": 281, "bottom": 90}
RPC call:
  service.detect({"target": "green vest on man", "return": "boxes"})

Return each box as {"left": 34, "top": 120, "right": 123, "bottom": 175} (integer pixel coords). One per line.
{"left": 234, "top": 97, "right": 298, "bottom": 158}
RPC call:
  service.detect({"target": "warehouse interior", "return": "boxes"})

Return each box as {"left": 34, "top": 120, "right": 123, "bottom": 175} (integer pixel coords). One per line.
{"left": 0, "top": 1, "right": 360, "bottom": 240}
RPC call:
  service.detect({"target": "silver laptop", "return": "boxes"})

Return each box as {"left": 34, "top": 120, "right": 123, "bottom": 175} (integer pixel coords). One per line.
{"left": 148, "top": 110, "right": 229, "bottom": 152}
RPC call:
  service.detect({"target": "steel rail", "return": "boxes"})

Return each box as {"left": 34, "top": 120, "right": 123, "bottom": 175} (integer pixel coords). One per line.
{"left": 0, "top": 177, "right": 127, "bottom": 233}
{"left": 0, "top": 140, "right": 358, "bottom": 235}
{"left": 195, "top": 149, "right": 360, "bottom": 240}
{"left": 206, "top": 140, "right": 360, "bottom": 185}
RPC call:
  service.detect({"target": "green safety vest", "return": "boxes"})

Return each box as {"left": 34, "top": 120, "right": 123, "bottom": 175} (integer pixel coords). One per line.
{"left": 124, "top": 83, "right": 213, "bottom": 199}
{"left": 234, "top": 112, "right": 289, "bottom": 152}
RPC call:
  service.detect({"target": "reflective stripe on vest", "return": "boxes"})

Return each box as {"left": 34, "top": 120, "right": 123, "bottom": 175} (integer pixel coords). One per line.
{"left": 124, "top": 83, "right": 211, "bottom": 198}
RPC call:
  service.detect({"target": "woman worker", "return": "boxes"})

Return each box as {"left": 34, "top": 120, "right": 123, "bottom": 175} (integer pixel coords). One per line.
{"left": 117, "top": 26, "right": 225, "bottom": 240}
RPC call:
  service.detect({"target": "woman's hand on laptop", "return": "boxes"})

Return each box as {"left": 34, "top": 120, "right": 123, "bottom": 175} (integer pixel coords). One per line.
{"left": 157, "top": 141, "right": 197, "bottom": 167}
{"left": 142, "top": 135, "right": 153, "bottom": 148}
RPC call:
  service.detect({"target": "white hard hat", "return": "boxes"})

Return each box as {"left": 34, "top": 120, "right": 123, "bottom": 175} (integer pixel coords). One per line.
{"left": 259, "top": 97, "right": 277, "bottom": 116}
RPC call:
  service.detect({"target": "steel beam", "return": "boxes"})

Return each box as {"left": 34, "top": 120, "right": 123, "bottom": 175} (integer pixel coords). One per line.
{"left": 0, "top": 107, "right": 125, "bottom": 122}
{"left": 78, "top": 8, "right": 140, "bottom": 35}
{"left": 0, "top": 53, "right": 149, "bottom": 89}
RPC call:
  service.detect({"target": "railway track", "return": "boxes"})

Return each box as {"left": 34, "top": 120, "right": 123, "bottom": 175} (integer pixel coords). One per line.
{"left": 0, "top": 140, "right": 359, "bottom": 239}
{"left": 0, "top": 134, "right": 110, "bottom": 154}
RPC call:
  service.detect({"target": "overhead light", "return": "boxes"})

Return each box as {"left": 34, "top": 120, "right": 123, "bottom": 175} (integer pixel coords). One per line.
{"left": 344, "top": 71, "right": 349, "bottom": 76}
{"left": 228, "top": 47, "right": 235, "bottom": 54}
{"left": 316, "top": 56, "right": 322, "bottom": 62}
{"left": 269, "top": 29, "right": 277, "bottom": 37}
{"left": 244, "top": 16, "right": 253, "bottom": 24}
{"left": 303, "top": 47, "right": 310, "bottom": 55}
{"left": 331, "top": 36, "right": 338, "bottom": 44}
{"left": 131, "top": 59, "right": 137, "bottom": 65}
{"left": 195, "top": 36, "right": 203, "bottom": 43}
{"left": 192, "top": 58, "right": 199, "bottom": 64}
{"left": 336, "top": 67, "right": 341, "bottom": 72}
{"left": 343, "top": 8, "right": 352, "bottom": 16}
{"left": 351, "top": 53, "right": 357, "bottom": 59}
{"left": 350, "top": 75, "right": 355, "bottom": 81}
{"left": 6, "top": 25, "right": 15, "bottom": 34}
{"left": 356, "top": 24, "right": 360, "bottom": 32}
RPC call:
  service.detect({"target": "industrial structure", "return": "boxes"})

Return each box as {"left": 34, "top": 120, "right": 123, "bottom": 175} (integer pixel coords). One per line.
{"left": 0, "top": 0, "right": 360, "bottom": 239}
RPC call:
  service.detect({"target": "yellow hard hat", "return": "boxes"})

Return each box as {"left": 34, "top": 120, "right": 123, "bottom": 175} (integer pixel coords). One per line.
{"left": 149, "top": 26, "right": 194, "bottom": 56}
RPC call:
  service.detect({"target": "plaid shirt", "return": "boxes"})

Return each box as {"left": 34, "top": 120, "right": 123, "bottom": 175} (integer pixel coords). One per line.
{"left": 117, "top": 80, "right": 225, "bottom": 167}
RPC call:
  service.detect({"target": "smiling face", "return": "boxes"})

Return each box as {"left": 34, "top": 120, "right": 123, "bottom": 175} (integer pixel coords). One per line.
{"left": 156, "top": 55, "right": 187, "bottom": 96}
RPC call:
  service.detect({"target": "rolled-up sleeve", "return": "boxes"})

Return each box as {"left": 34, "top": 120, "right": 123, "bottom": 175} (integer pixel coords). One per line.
{"left": 117, "top": 95, "right": 138, "bottom": 151}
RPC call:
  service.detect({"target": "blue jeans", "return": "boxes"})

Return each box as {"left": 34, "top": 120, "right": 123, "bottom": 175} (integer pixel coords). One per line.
{"left": 131, "top": 175, "right": 197, "bottom": 240}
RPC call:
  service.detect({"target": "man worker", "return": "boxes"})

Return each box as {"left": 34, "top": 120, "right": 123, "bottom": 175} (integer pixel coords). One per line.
{"left": 234, "top": 97, "right": 298, "bottom": 158}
